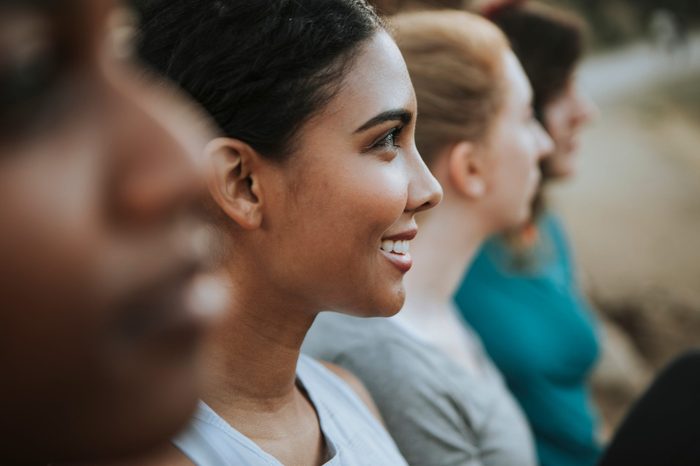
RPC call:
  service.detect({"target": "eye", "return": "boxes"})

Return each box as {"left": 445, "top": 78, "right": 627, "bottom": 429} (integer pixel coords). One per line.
{"left": 370, "top": 125, "right": 404, "bottom": 152}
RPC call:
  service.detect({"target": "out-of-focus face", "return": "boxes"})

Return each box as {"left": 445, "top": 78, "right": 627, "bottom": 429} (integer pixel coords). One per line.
{"left": 479, "top": 50, "right": 553, "bottom": 232}
{"left": 248, "top": 31, "right": 442, "bottom": 317}
{"left": 541, "top": 77, "right": 597, "bottom": 178}
{"left": 0, "top": 0, "right": 223, "bottom": 462}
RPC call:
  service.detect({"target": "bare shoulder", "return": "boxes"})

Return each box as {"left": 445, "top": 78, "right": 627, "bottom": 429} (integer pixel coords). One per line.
{"left": 95, "top": 443, "right": 193, "bottom": 466}
{"left": 320, "top": 360, "right": 385, "bottom": 426}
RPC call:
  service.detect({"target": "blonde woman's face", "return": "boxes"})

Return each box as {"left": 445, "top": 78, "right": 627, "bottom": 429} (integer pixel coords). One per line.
{"left": 480, "top": 51, "right": 553, "bottom": 232}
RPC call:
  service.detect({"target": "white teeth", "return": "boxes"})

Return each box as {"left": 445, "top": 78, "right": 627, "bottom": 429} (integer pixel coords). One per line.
{"left": 380, "top": 240, "right": 410, "bottom": 255}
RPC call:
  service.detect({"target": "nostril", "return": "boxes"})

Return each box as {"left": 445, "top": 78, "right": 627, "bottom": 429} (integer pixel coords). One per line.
{"left": 419, "top": 178, "right": 443, "bottom": 212}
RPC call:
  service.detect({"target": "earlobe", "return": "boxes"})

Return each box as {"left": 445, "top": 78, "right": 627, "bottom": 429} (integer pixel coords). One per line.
{"left": 447, "top": 141, "right": 486, "bottom": 200}
{"left": 205, "top": 137, "right": 264, "bottom": 230}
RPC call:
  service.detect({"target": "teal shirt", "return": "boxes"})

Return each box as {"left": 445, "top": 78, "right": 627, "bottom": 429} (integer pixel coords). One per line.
{"left": 455, "top": 213, "right": 601, "bottom": 466}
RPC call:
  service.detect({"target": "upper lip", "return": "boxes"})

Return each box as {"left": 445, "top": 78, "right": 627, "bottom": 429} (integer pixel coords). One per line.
{"left": 382, "top": 228, "right": 418, "bottom": 242}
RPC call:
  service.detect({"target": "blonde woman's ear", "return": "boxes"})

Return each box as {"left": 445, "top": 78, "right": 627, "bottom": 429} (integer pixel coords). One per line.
{"left": 447, "top": 140, "right": 486, "bottom": 200}
{"left": 205, "top": 138, "right": 264, "bottom": 230}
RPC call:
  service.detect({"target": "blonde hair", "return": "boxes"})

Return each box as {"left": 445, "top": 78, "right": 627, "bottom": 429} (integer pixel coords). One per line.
{"left": 392, "top": 10, "right": 509, "bottom": 167}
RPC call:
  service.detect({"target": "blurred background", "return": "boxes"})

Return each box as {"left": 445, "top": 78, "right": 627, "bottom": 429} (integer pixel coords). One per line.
{"left": 524, "top": 0, "right": 700, "bottom": 433}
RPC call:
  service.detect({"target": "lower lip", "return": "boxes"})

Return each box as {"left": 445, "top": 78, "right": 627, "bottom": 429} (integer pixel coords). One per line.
{"left": 380, "top": 249, "right": 413, "bottom": 273}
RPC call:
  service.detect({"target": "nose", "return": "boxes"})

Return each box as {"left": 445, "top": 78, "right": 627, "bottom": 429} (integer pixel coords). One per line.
{"left": 405, "top": 146, "right": 443, "bottom": 213}
{"left": 574, "top": 88, "right": 599, "bottom": 127}
{"left": 534, "top": 121, "right": 554, "bottom": 162}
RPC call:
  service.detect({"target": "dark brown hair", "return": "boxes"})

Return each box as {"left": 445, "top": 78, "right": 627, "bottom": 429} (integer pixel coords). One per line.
{"left": 485, "top": 1, "right": 584, "bottom": 121}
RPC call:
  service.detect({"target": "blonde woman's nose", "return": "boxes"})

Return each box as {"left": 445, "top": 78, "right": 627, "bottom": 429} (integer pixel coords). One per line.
{"left": 535, "top": 121, "right": 554, "bottom": 161}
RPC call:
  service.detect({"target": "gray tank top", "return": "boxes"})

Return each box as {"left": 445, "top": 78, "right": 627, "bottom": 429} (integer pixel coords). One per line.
{"left": 303, "top": 313, "right": 537, "bottom": 466}
{"left": 173, "top": 355, "right": 407, "bottom": 465}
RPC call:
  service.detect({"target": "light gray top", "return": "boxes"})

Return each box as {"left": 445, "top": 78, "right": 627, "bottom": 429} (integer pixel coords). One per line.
{"left": 173, "top": 354, "right": 407, "bottom": 466}
{"left": 302, "top": 313, "right": 537, "bottom": 466}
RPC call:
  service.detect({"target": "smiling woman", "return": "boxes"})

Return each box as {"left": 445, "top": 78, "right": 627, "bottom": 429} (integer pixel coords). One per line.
{"left": 136, "top": 0, "right": 441, "bottom": 465}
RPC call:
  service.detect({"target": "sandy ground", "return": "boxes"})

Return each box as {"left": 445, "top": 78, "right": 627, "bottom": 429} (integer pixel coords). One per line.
{"left": 553, "top": 32, "right": 700, "bottom": 346}
{"left": 545, "top": 33, "right": 700, "bottom": 430}
{"left": 557, "top": 31, "right": 700, "bottom": 299}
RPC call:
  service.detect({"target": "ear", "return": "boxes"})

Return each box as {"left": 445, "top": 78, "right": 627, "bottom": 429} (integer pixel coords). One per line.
{"left": 205, "top": 137, "right": 264, "bottom": 230}
{"left": 447, "top": 141, "right": 486, "bottom": 200}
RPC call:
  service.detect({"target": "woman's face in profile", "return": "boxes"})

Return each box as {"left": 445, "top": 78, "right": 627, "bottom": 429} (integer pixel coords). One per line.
{"left": 251, "top": 31, "right": 441, "bottom": 318}
{"left": 0, "top": 0, "right": 222, "bottom": 461}
{"left": 479, "top": 50, "right": 552, "bottom": 231}
{"left": 542, "top": 77, "right": 597, "bottom": 179}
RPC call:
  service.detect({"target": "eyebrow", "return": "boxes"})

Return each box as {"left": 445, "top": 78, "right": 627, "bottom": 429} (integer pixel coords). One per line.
{"left": 354, "top": 109, "right": 413, "bottom": 134}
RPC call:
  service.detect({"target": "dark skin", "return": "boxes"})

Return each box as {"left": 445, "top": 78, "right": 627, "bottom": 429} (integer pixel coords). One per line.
{"left": 0, "top": 0, "right": 224, "bottom": 463}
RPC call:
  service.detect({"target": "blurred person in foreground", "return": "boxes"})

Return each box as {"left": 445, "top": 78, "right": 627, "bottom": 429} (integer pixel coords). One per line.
{"left": 454, "top": 2, "right": 601, "bottom": 466}
{"left": 304, "top": 10, "right": 552, "bottom": 466}
{"left": 0, "top": 0, "right": 226, "bottom": 463}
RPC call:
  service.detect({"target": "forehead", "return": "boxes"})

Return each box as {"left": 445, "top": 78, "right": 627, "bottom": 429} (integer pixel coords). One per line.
{"left": 319, "top": 31, "right": 416, "bottom": 127}
{"left": 502, "top": 50, "right": 532, "bottom": 110}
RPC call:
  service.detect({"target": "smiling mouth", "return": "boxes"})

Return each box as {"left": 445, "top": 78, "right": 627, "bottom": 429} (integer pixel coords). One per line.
{"left": 380, "top": 239, "right": 410, "bottom": 255}
{"left": 379, "top": 239, "right": 414, "bottom": 273}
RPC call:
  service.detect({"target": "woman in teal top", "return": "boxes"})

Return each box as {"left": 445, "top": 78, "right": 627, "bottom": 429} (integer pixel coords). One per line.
{"left": 457, "top": 2, "right": 600, "bottom": 466}
{"left": 456, "top": 213, "right": 601, "bottom": 466}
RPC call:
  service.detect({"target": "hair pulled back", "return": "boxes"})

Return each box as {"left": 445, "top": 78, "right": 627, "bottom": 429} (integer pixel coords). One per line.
{"left": 392, "top": 10, "right": 509, "bottom": 167}
{"left": 137, "top": 0, "right": 382, "bottom": 160}
{"left": 484, "top": 1, "right": 584, "bottom": 121}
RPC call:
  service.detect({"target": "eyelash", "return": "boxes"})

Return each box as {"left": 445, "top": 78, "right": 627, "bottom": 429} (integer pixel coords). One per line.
{"left": 370, "top": 125, "right": 405, "bottom": 152}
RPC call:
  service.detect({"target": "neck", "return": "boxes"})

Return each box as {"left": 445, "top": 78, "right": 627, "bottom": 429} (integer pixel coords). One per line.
{"left": 202, "top": 265, "right": 315, "bottom": 416}
{"left": 401, "top": 194, "right": 488, "bottom": 321}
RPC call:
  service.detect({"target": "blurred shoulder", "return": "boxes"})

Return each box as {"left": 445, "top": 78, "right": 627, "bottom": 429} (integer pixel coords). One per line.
{"left": 91, "top": 443, "right": 192, "bottom": 466}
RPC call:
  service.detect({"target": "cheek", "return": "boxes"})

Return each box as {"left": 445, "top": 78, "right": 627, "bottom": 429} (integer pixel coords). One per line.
{"left": 295, "top": 158, "right": 407, "bottom": 246}
{"left": 0, "top": 160, "right": 111, "bottom": 376}
{"left": 270, "top": 157, "right": 409, "bottom": 311}
{"left": 339, "top": 163, "right": 407, "bottom": 235}
{"left": 499, "top": 134, "right": 533, "bottom": 190}
{"left": 0, "top": 221, "right": 105, "bottom": 422}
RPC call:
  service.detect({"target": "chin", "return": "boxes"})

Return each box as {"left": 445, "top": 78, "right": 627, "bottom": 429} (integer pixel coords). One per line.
{"left": 551, "top": 165, "right": 576, "bottom": 180}
{"left": 346, "top": 284, "right": 406, "bottom": 318}
{"left": 546, "top": 151, "right": 578, "bottom": 180}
